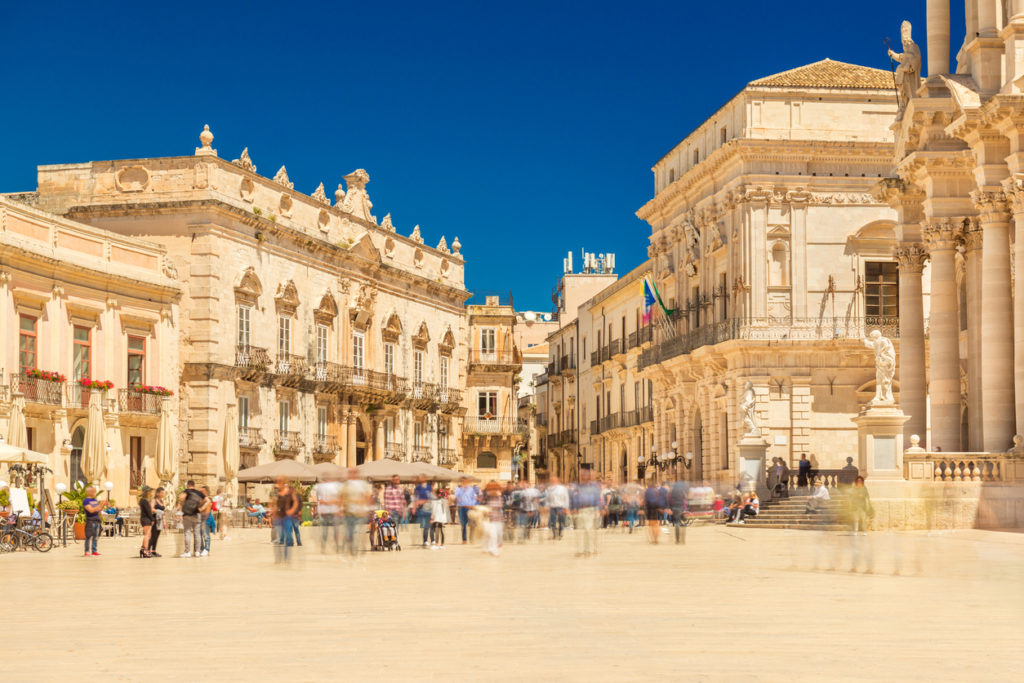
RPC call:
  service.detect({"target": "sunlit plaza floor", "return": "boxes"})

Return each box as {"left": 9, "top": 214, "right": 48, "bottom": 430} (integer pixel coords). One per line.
{"left": 4, "top": 522, "right": 1023, "bottom": 681}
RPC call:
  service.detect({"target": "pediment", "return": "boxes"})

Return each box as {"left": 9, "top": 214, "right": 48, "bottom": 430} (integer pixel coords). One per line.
{"left": 275, "top": 280, "right": 300, "bottom": 313}
{"left": 235, "top": 267, "right": 263, "bottom": 303}
{"left": 349, "top": 234, "right": 381, "bottom": 263}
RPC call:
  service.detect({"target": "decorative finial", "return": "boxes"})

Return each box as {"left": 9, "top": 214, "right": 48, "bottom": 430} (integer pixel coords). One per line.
{"left": 335, "top": 184, "right": 346, "bottom": 204}
{"left": 311, "top": 182, "right": 329, "bottom": 205}
{"left": 381, "top": 213, "right": 395, "bottom": 232}
{"left": 196, "top": 124, "right": 217, "bottom": 156}
{"left": 451, "top": 236, "right": 461, "bottom": 255}
{"left": 410, "top": 225, "right": 424, "bottom": 244}
{"left": 232, "top": 147, "right": 256, "bottom": 172}
{"left": 436, "top": 236, "right": 449, "bottom": 253}
{"left": 273, "top": 166, "right": 294, "bottom": 189}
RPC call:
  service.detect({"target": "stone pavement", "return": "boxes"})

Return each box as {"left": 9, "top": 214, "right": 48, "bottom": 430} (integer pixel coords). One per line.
{"left": 4, "top": 524, "right": 1023, "bottom": 681}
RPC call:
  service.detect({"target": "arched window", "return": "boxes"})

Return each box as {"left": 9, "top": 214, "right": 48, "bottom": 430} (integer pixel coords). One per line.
{"left": 477, "top": 451, "right": 498, "bottom": 469}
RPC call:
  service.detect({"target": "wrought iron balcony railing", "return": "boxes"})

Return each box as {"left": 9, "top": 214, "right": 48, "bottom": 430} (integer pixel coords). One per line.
{"left": 464, "top": 416, "right": 528, "bottom": 435}
{"left": 470, "top": 349, "right": 517, "bottom": 365}
{"left": 384, "top": 442, "right": 405, "bottom": 461}
{"left": 273, "top": 430, "right": 304, "bottom": 453}
{"left": 411, "top": 445, "right": 432, "bottom": 462}
{"left": 235, "top": 344, "right": 271, "bottom": 370}
{"left": 11, "top": 373, "right": 63, "bottom": 406}
{"left": 119, "top": 388, "right": 161, "bottom": 414}
{"left": 67, "top": 384, "right": 100, "bottom": 409}
{"left": 438, "top": 448, "right": 459, "bottom": 467}
{"left": 639, "top": 406, "right": 653, "bottom": 424}
{"left": 312, "top": 435, "right": 338, "bottom": 454}
{"left": 238, "top": 427, "right": 265, "bottom": 450}
{"left": 275, "top": 354, "right": 308, "bottom": 376}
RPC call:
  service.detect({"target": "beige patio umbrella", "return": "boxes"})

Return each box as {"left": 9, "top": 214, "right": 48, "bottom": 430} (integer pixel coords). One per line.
{"left": 81, "top": 390, "right": 106, "bottom": 484}
{"left": 0, "top": 443, "right": 49, "bottom": 465}
{"left": 6, "top": 393, "right": 27, "bottom": 448}
{"left": 236, "top": 458, "right": 319, "bottom": 483}
{"left": 154, "top": 398, "right": 176, "bottom": 484}
{"left": 222, "top": 405, "right": 240, "bottom": 496}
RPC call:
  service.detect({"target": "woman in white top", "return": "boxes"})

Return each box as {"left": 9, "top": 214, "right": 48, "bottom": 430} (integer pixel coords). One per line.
{"left": 429, "top": 490, "right": 451, "bottom": 549}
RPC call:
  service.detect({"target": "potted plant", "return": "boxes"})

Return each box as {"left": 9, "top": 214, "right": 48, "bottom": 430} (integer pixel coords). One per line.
{"left": 59, "top": 481, "right": 93, "bottom": 539}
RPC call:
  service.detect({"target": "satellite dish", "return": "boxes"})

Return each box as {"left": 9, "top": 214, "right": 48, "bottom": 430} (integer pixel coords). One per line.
{"left": 525, "top": 311, "right": 537, "bottom": 322}
{"left": 543, "top": 313, "right": 552, "bottom": 322}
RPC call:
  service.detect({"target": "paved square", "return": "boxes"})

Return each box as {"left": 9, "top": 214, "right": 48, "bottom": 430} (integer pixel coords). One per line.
{"left": 6, "top": 526, "right": 1023, "bottom": 681}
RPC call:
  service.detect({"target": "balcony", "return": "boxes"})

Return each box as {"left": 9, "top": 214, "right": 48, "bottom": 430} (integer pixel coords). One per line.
{"left": 411, "top": 445, "right": 432, "bottom": 462}
{"left": 11, "top": 373, "right": 63, "bottom": 406}
{"left": 411, "top": 381, "right": 439, "bottom": 407}
{"left": 469, "top": 349, "right": 518, "bottom": 367}
{"left": 599, "top": 413, "right": 621, "bottom": 432}
{"left": 313, "top": 363, "right": 410, "bottom": 402}
{"left": 559, "top": 429, "right": 577, "bottom": 445}
{"left": 464, "top": 416, "right": 528, "bottom": 435}
{"left": 384, "top": 442, "right": 405, "bottom": 461}
{"left": 437, "top": 386, "right": 462, "bottom": 412}
{"left": 238, "top": 427, "right": 265, "bottom": 450}
{"left": 535, "top": 412, "right": 546, "bottom": 427}
{"left": 608, "top": 338, "right": 623, "bottom": 358}
{"left": 535, "top": 372, "right": 549, "bottom": 387}
{"left": 235, "top": 344, "right": 271, "bottom": 380}
{"left": 67, "top": 384, "right": 102, "bottom": 409}
{"left": 438, "top": 448, "right": 459, "bottom": 467}
{"left": 274, "top": 354, "right": 308, "bottom": 384}
{"left": 638, "top": 317, "right": 900, "bottom": 371}
{"left": 639, "top": 406, "right": 653, "bottom": 424}
{"left": 621, "top": 410, "right": 638, "bottom": 428}
{"left": 312, "top": 434, "right": 338, "bottom": 454}
{"left": 591, "top": 419, "right": 599, "bottom": 435}
{"left": 119, "top": 389, "right": 162, "bottom": 415}
{"left": 628, "top": 326, "right": 653, "bottom": 349}
{"left": 273, "top": 430, "right": 304, "bottom": 455}
{"left": 0, "top": 385, "right": 8, "bottom": 404}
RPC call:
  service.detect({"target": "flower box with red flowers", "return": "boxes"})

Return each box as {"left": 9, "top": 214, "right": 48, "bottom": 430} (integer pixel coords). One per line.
{"left": 131, "top": 384, "right": 174, "bottom": 396}
{"left": 78, "top": 378, "right": 114, "bottom": 391}
{"left": 26, "top": 369, "right": 66, "bottom": 383}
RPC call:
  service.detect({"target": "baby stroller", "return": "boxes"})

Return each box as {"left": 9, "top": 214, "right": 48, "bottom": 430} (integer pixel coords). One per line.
{"left": 369, "top": 510, "right": 401, "bottom": 551}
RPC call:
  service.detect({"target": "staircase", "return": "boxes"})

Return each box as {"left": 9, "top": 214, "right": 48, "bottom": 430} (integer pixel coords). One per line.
{"left": 737, "top": 491, "right": 848, "bottom": 531}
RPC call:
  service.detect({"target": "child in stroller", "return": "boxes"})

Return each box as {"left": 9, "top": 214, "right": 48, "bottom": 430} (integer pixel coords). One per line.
{"left": 369, "top": 509, "right": 401, "bottom": 551}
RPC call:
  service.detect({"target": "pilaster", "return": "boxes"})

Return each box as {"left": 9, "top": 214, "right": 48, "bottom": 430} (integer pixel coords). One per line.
{"left": 895, "top": 244, "right": 929, "bottom": 443}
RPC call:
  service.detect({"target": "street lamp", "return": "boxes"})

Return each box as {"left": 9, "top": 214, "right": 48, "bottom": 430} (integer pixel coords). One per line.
{"left": 637, "top": 454, "right": 646, "bottom": 481}
{"left": 103, "top": 480, "right": 114, "bottom": 502}
{"left": 55, "top": 483, "right": 68, "bottom": 547}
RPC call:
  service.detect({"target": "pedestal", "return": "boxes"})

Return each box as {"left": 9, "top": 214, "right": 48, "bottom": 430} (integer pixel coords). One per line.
{"left": 736, "top": 436, "right": 770, "bottom": 499}
{"left": 851, "top": 404, "right": 910, "bottom": 481}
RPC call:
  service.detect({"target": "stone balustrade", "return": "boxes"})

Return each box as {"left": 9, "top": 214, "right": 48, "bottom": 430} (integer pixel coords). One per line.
{"left": 904, "top": 451, "right": 1024, "bottom": 482}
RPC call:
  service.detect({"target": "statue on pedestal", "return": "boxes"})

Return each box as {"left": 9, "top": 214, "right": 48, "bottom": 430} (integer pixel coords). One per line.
{"left": 888, "top": 20, "right": 921, "bottom": 120}
{"left": 863, "top": 329, "right": 896, "bottom": 405}
{"left": 740, "top": 381, "right": 758, "bottom": 436}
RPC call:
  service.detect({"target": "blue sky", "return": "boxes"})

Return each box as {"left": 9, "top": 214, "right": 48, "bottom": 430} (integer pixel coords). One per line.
{"left": 2, "top": 1, "right": 957, "bottom": 310}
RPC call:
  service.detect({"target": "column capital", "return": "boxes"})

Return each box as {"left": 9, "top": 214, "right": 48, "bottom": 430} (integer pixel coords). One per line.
{"left": 970, "top": 189, "right": 1011, "bottom": 223}
{"left": 895, "top": 243, "right": 929, "bottom": 273}
{"left": 873, "top": 177, "right": 926, "bottom": 218}
{"left": 1001, "top": 174, "right": 1024, "bottom": 214}
{"left": 923, "top": 217, "right": 969, "bottom": 250}
{"left": 961, "top": 220, "right": 984, "bottom": 252}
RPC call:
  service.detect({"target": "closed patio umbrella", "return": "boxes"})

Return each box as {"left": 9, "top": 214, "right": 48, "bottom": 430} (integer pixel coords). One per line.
{"left": 7, "top": 393, "right": 27, "bottom": 448}
{"left": 155, "top": 398, "right": 176, "bottom": 484}
{"left": 223, "top": 405, "right": 240, "bottom": 495}
{"left": 81, "top": 391, "right": 106, "bottom": 484}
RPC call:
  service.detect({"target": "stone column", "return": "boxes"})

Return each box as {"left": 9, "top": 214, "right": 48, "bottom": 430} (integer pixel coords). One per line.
{"left": 923, "top": 220, "right": 962, "bottom": 451}
{"left": 374, "top": 417, "right": 385, "bottom": 461}
{"left": 896, "top": 245, "right": 929, "bottom": 443}
{"left": 1005, "top": 179, "right": 1024, "bottom": 438}
{"left": 973, "top": 191, "right": 1016, "bottom": 451}
{"left": 962, "top": 225, "right": 984, "bottom": 450}
{"left": 346, "top": 412, "right": 358, "bottom": 467}
{"left": 927, "top": 0, "right": 950, "bottom": 76}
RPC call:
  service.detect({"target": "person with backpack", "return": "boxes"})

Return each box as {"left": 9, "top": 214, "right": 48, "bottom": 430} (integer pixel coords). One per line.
{"left": 178, "top": 480, "right": 206, "bottom": 558}
{"left": 199, "top": 485, "right": 214, "bottom": 556}
{"left": 669, "top": 479, "right": 690, "bottom": 544}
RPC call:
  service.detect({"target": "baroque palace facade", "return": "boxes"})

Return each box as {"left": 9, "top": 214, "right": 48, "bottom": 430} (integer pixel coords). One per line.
{"left": 636, "top": 59, "right": 903, "bottom": 486}
{"left": 0, "top": 126, "right": 526, "bottom": 500}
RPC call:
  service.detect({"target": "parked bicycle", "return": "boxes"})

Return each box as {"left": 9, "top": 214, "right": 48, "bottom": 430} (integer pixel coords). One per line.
{"left": 0, "top": 515, "right": 54, "bottom": 552}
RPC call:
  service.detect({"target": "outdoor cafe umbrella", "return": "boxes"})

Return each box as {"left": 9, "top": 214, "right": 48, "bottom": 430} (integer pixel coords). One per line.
{"left": 0, "top": 443, "right": 49, "bottom": 465}
{"left": 81, "top": 390, "right": 106, "bottom": 484}
{"left": 154, "top": 398, "right": 176, "bottom": 484}
{"left": 411, "top": 461, "right": 469, "bottom": 482}
{"left": 235, "top": 458, "right": 319, "bottom": 484}
{"left": 312, "top": 461, "right": 347, "bottom": 480}
{"left": 356, "top": 458, "right": 472, "bottom": 483}
{"left": 222, "top": 405, "right": 240, "bottom": 495}
{"left": 7, "top": 393, "right": 27, "bottom": 448}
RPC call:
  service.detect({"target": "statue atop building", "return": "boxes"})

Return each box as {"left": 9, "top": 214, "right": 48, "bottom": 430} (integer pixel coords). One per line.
{"left": 863, "top": 329, "right": 896, "bottom": 405}
{"left": 887, "top": 20, "right": 921, "bottom": 119}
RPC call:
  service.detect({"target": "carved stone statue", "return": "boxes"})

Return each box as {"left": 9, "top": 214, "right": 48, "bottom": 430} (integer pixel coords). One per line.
{"left": 888, "top": 20, "right": 921, "bottom": 119}
{"left": 683, "top": 216, "right": 701, "bottom": 261}
{"left": 740, "top": 381, "right": 758, "bottom": 436}
{"left": 232, "top": 147, "right": 256, "bottom": 173}
{"left": 273, "top": 165, "right": 294, "bottom": 189}
{"left": 863, "top": 329, "right": 896, "bottom": 405}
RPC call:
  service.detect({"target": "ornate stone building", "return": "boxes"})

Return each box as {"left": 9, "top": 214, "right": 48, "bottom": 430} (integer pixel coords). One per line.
{"left": 23, "top": 127, "right": 471, "bottom": 487}
{"left": 0, "top": 196, "right": 181, "bottom": 503}
{"left": 888, "top": 2, "right": 1024, "bottom": 454}
{"left": 460, "top": 296, "right": 524, "bottom": 481}
{"left": 637, "top": 60, "right": 904, "bottom": 485}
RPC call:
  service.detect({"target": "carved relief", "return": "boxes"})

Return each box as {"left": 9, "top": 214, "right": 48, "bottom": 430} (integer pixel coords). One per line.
{"left": 381, "top": 312, "right": 403, "bottom": 342}
{"left": 274, "top": 280, "right": 300, "bottom": 314}
{"left": 273, "top": 166, "right": 294, "bottom": 189}
{"left": 232, "top": 148, "right": 256, "bottom": 173}
{"left": 318, "top": 209, "right": 330, "bottom": 232}
{"left": 311, "top": 182, "right": 329, "bottom": 206}
{"left": 412, "top": 322, "right": 430, "bottom": 348}
{"left": 381, "top": 213, "right": 395, "bottom": 232}
{"left": 279, "top": 194, "right": 293, "bottom": 217}
{"left": 384, "top": 236, "right": 395, "bottom": 257}
{"left": 410, "top": 224, "right": 424, "bottom": 244}
{"left": 895, "top": 243, "right": 929, "bottom": 273}
{"left": 436, "top": 236, "right": 449, "bottom": 254}
{"left": 440, "top": 259, "right": 450, "bottom": 277}
{"left": 414, "top": 248, "right": 424, "bottom": 268}
{"left": 239, "top": 177, "right": 255, "bottom": 202}
{"left": 115, "top": 166, "right": 150, "bottom": 192}
{"left": 235, "top": 267, "right": 263, "bottom": 305}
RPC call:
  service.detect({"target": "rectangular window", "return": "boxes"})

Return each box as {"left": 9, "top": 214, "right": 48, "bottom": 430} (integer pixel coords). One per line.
{"left": 316, "top": 324, "right": 329, "bottom": 364}
{"left": 719, "top": 272, "right": 729, "bottom": 321}
{"left": 237, "top": 306, "right": 251, "bottom": 348}
{"left": 279, "top": 400, "right": 289, "bottom": 433}
{"left": 127, "top": 336, "right": 145, "bottom": 385}
{"left": 277, "top": 316, "right": 291, "bottom": 357}
{"left": 478, "top": 391, "right": 497, "bottom": 418}
{"left": 352, "top": 331, "right": 365, "bottom": 370}
{"left": 480, "top": 328, "right": 496, "bottom": 362}
{"left": 619, "top": 385, "right": 625, "bottom": 413}
{"left": 238, "top": 396, "right": 250, "bottom": 429}
{"left": 414, "top": 350, "right": 423, "bottom": 384}
{"left": 317, "top": 406, "right": 327, "bottom": 438}
{"left": 19, "top": 314, "right": 37, "bottom": 374}
{"left": 73, "top": 325, "right": 91, "bottom": 380}
{"left": 384, "top": 343, "right": 395, "bottom": 376}
{"left": 865, "top": 262, "right": 899, "bottom": 317}
{"left": 582, "top": 337, "right": 586, "bottom": 358}
{"left": 634, "top": 382, "right": 641, "bottom": 412}
{"left": 414, "top": 421, "right": 422, "bottom": 447}
{"left": 440, "top": 355, "right": 449, "bottom": 389}
{"left": 130, "top": 436, "right": 143, "bottom": 489}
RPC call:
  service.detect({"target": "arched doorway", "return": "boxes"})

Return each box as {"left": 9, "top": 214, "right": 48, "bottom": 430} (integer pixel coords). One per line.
{"left": 70, "top": 426, "right": 85, "bottom": 485}
{"left": 692, "top": 410, "right": 703, "bottom": 481}
{"left": 355, "top": 419, "right": 367, "bottom": 465}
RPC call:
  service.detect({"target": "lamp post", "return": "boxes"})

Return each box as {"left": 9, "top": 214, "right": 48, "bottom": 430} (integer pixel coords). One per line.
{"left": 55, "top": 482, "right": 67, "bottom": 547}
{"left": 103, "top": 480, "right": 114, "bottom": 502}
{"left": 637, "top": 454, "right": 646, "bottom": 481}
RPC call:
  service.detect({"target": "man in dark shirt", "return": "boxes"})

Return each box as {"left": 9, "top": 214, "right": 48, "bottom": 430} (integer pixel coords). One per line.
{"left": 273, "top": 476, "right": 300, "bottom": 562}
{"left": 82, "top": 488, "right": 102, "bottom": 556}
{"left": 178, "top": 480, "right": 206, "bottom": 558}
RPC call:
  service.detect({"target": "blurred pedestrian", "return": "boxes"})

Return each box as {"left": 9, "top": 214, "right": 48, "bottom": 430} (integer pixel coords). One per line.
{"left": 644, "top": 481, "right": 667, "bottom": 544}
{"left": 798, "top": 454, "right": 811, "bottom": 489}
{"left": 149, "top": 487, "right": 166, "bottom": 557}
{"left": 273, "top": 477, "right": 300, "bottom": 562}
{"left": 546, "top": 476, "right": 569, "bottom": 540}
{"left": 454, "top": 477, "right": 480, "bottom": 544}
{"left": 178, "top": 480, "right": 206, "bottom": 558}
{"left": 669, "top": 479, "right": 689, "bottom": 543}
{"left": 139, "top": 486, "right": 155, "bottom": 558}
{"left": 82, "top": 487, "right": 102, "bottom": 556}
{"left": 413, "top": 475, "right": 433, "bottom": 547}
{"left": 849, "top": 476, "right": 873, "bottom": 534}
{"left": 315, "top": 472, "right": 343, "bottom": 553}
{"left": 482, "top": 481, "right": 504, "bottom": 556}
{"left": 383, "top": 475, "right": 406, "bottom": 531}
{"left": 573, "top": 469, "right": 602, "bottom": 556}
{"left": 341, "top": 468, "right": 372, "bottom": 557}
{"left": 199, "top": 485, "right": 214, "bottom": 556}
{"left": 429, "top": 487, "right": 450, "bottom": 549}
